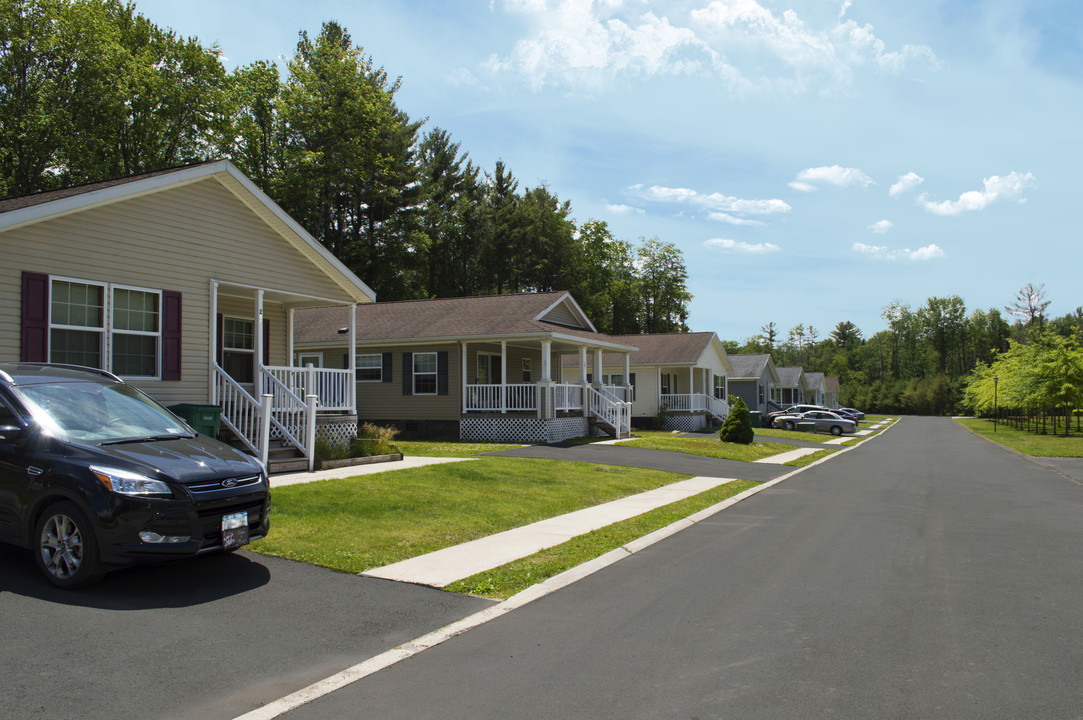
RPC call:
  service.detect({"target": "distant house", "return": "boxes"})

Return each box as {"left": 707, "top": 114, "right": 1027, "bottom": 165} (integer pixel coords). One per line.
{"left": 825, "top": 376, "right": 840, "bottom": 408}
{"left": 1, "top": 160, "right": 376, "bottom": 471}
{"left": 772, "top": 366, "right": 809, "bottom": 407}
{"left": 293, "top": 292, "right": 638, "bottom": 442}
{"left": 560, "top": 332, "right": 732, "bottom": 431}
{"left": 727, "top": 353, "right": 779, "bottom": 414}
{"left": 804, "top": 371, "right": 826, "bottom": 406}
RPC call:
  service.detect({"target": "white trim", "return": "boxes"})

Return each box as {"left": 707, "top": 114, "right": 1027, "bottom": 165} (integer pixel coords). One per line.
{"left": 355, "top": 352, "right": 382, "bottom": 382}
{"left": 533, "top": 292, "right": 598, "bottom": 333}
{"left": 412, "top": 351, "right": 438, "bottom": 396}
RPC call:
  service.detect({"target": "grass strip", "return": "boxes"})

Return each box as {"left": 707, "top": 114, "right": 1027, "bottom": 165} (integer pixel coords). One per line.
{"left": 445, "top": 479, "right": 760, "bottom": 599}
{"left": 393, "top": 439, "right": 522, "bottom": 457}
{"left": 784, "top": 448, "right": 838, "bottom": 466}
{"left": 954, "top": 417, "right": 1083, "bottom": 457}
{"left": 621, "top": 431, "right": 796, "bottom": 461}
{"left": 250, "top": 457, "right": 689, "bottom": 573}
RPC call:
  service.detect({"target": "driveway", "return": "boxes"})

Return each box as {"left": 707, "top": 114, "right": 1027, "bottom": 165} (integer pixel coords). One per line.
{"left": 0, "top": 543, "right": 492, "bottom": 720}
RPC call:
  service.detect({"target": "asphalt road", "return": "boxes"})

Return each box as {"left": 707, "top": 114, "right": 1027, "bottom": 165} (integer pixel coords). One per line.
{"left": 282, "top": 417, "right": 1083, "bottom": 719}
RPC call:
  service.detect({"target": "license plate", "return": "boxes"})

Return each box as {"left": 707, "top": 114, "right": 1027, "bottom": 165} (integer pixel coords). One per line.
{"left": 221, "top": 511, "right": 249, "bottom": 549}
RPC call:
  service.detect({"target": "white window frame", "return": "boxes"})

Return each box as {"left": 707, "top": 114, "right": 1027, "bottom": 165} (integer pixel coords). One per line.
{"left": 48, "top": 276, "right": 163, "bottom": 380}
{"left": 356, "top": 353, "right": 382, "bottom": 382}
{"left": 222, "top": 316, "right": 255, "bottom": 384}
{"left": 477, "top": 351, "right": 500, "bottom": 384}
{"left": 413, "top": 352, "right": 438, "bottom": 395}
{"left": 297, "top": 352, "right": 323, "bottom": 368}
{"left": 521, "top": 358, "right": 532, "bottom": 383}
{"left": 714, "top": 375, "right": 727, "bottom": 400}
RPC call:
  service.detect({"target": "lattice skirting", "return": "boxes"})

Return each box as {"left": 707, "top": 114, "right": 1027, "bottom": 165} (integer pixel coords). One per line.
{"left": 662, "top": 413, "right": 710, "bottom": 432}
{"left": 315, "top": 417, "right": 359, "bottom": 450}
{"left": 461, "top": 416, "right": 590, "bottom": 444}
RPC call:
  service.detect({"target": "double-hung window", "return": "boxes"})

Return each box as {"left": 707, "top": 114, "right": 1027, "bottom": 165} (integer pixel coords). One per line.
{"left": 49, "top": 278, "right": 162, "bottom": 379}
{"left": 413, "top": 352, "right": 437, "bottom": 395}
{"left": 222, "top": 317, "right": 255, "bottom": 383}
{"left": 714, "top": 375, "right": 727, "bottom": 400}
{"left": 356, "top": 354, "right": 382, "bottom": 382}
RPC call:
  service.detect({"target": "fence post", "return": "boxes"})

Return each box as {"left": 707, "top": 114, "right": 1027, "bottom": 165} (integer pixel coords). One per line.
{"left": 305, "top": 394, "right": 318, "bottom": 472}
{"left": 259, "top": 393, "right": 273, "bottom": 471}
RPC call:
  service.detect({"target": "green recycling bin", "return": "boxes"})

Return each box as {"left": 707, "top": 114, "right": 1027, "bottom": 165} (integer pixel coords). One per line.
{"left": 169, "top": 403, "right": 222, "bottom": 437}
{"left": 748, "top": 411, "right": 761, "bottom": 428}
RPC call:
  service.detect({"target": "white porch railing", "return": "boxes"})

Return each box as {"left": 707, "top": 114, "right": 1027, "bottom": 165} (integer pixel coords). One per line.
{"left": 264, "top": 365, "right": 354, "bottom": 412}
{"left": 464, "top": 383, "right": 539, "bottom": 412}
{"left": 214, "top": 364, "right": 317, "bottom": 471}
{"left": 660, "top": 393, "right": 730, "bottom": 422}
{"left": 553, "top": 384, "right": 584, "bottom": 412}
{"left": 587, "top": 386, "right": 632, "bottom": 438}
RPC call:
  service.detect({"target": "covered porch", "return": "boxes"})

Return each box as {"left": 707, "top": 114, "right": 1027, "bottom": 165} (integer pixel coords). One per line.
{"left": 656, "top": 364, "right": 730, "bottom": 430}
{"left": 208, "top": 280, "right": 360, "bottom": 472}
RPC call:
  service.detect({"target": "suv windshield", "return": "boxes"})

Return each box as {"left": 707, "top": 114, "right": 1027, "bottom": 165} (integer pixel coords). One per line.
{"left": 15, "top": 381, "right": 193, "bottom": 443}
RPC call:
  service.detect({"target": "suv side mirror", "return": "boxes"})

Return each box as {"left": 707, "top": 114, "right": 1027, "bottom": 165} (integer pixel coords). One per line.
{"left": 0, "top": 424, "right": 25, "bottom": 442}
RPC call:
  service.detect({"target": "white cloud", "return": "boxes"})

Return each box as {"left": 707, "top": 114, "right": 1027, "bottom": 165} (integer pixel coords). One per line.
{"left": 792, "top": 165, "right": 875, "bottom": 190}
{"left": 852, "top": 241, "right": 944, "bottom": 261}
{"left": 889, "top": 171, "right": 924, "bottom": 197}
{"left": 868, "top": 220, "right": 893, "bottom": 234}
{"left": 707, "top": 212, "right": 766, "bottom": 226}
{"left": 605, "top": 203, "right": 645, "bottom": 215}
{"left": 705, "top": 237, "right": 781, "bottom": 254}
{"left": 628, "top": 184, "right": 791, "bottom": 215}
{"left": 487, "top": 0, "right": 939, "bottom": 92}
{"left": 917, "top": 171, "right": 1037, "bottom": 216}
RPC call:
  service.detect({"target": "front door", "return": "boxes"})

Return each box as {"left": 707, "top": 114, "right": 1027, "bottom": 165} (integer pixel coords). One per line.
{"left": 477, "top": 353, "right": 501, "bottom": 384}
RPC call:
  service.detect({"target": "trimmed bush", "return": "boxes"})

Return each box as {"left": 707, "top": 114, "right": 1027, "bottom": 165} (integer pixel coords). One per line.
{"left": 719, "top": 396, "right": 755, "bottom": 444}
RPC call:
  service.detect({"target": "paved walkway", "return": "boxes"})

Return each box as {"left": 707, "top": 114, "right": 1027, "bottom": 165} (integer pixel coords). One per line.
{"left": 270, "top": 456, "right": 472, "bottom": 488}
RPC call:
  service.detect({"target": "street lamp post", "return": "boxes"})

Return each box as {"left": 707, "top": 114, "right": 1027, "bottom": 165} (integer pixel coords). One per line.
{"left": 994, "top": 376, "right": 999, "bottom": 432}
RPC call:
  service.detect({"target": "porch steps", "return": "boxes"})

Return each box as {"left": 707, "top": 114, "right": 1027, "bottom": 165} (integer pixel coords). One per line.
{"left": 218, "top": 428, "right": 309, "bottom": 475}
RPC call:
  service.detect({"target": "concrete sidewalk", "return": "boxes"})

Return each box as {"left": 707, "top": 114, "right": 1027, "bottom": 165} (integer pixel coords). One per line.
{"left": 362, "top": 475, "right": 741, "bottom": 587}
{"left": 270, "top": 456, "right": 472, "bottom": 488}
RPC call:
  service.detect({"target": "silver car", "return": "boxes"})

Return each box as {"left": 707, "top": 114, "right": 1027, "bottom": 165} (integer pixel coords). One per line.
{"left": 773, "top": 410, "right": 856, "bottom": 436}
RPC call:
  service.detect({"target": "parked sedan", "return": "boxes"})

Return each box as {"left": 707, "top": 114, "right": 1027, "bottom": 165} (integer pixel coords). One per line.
{"left": 772, "top": 410, "right": 856, "bottom": 436}
{"left": 0, "top": 363, "right": 270, "bottom": 588}
{"left": 831, "top": 408, "right": 862, "bottom": 424}
{"left": 839, "top": 407, "right": 866, "bottom": 421}
{"left": 762, "top": 404, "right": 830, "bottom": 428}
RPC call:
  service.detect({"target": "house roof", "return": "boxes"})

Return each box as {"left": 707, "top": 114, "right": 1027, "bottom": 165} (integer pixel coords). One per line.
{"left": 727, "top": 353, "right": 778, "bottom": 381}
{"left": 557, "top": 332, "right": 730, "bottom": 371}
{"left": 295, "top": 292, "right": 638, "bottom": 351}
{"left": 0, "top": 160, "right": 376, "bottom": 305}
{"left": 805, "top": 371, "right": 825, "bottom": 389}
{"left": 825, "top": 376, "right": 840, "bottom": 392}
{"left": 775, "top": 366, "right": 806, "bottom": 388}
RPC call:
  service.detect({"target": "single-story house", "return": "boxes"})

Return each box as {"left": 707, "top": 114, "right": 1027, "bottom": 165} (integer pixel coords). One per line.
{"left": 293, "top": 291, "right": 639, "bottom": 442}
{"left": 771, "top": 366, "right": 809, "bottom": 407}
{"left": 1, "top": 160, "right": 376, "bottom": 472}
{"left": 559, "top": 332, "right": 732, "bottom": 432}
{"left": 727, "top": 353, "right": 779, "bottom": 414}
{"left": 825, "top": 376, "right": 840, "bottom": 408}
{"left": 804, "top": 371, "right": 826, "bottom": 406}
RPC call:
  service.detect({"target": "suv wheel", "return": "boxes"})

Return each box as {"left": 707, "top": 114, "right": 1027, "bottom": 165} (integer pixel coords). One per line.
{"left": 35, "top": 502, "right": 103, "bottom": 589}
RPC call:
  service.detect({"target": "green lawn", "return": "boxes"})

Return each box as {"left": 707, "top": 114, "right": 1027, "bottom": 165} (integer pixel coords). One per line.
{"left": 955, "top": 417, "right": 1083, "bottom": 457}
{"left": 622, "top": 430, "right": 797, "bottom": 461}
{"left": 445, "top": 479, "right": 760, "bottom": 599}
{"left": 249, "top": 457, "right": 690, "bottom": 573}
{"left": 393, "top": 439, "right": 523, "bottom": 457}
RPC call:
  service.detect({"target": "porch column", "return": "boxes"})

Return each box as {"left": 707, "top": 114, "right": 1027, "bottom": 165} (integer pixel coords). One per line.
{"left": 348, "top": 304, "right": 357, "bottom": 414}
{"left": 501, "top": 340, "right": 507, "bottom": 414}
{"left": 578, "top": 346, "right": 588, "bottom": 384}
{"left": 541, "top": 340, "right": 552, "bottom": 382}
{"left": 253, "top": 289, "right": 264, "bottom": 389}
{"left": 461, "top": 342, "right": 468, "bottom": 415}
{"left": 208, "top": 280, "right": 218, "bottom": 404}
{"left": 689, "top": 366, "right": 694, "bottom": 398}
{"left": 623, "top": 353, "right": 631, "bottom": 385}
{"left": 592, "top": 348, "right": 602, "bottom": 386}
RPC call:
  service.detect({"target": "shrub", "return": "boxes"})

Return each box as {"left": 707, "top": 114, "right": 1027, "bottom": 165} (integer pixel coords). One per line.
{"left": 654, "top": 403, "right": 670, "bottom": 430}
{"left": 350, "top": 422, "right": 400, "bottom": 457}
{"left": 719, "top": 396, "right": 755, "bottom": 444}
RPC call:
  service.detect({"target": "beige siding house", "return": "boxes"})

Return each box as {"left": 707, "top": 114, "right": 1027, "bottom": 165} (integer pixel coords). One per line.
{"left": 560, "top": 332, "right": 733, "bottom": 431}
{"left": 294, "top": 292, "right": 639, "bottom": 442}
{"left": 1, "top": 161, "right": 375, "bottom": 471}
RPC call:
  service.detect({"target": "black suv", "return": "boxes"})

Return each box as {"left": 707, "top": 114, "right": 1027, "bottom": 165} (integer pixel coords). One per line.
{"left": 0, "top": 363, "right": 270, "bottom": 588}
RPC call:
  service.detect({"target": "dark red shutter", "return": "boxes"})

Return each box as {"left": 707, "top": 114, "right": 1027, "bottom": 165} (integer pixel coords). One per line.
{"left": 21, "top": 272, "right": 49, "bottom": 362}
{"left": 216, "top": 314, "right": 224, "bottom": 365}
{"left": 161, "top": 291, "right": 182, "bottom": 380}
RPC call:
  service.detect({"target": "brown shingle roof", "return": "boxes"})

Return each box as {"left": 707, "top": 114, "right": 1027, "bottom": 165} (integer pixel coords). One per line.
{"left": 295, "top": 292, "right": 636, "bottom": 349}
{"left": 559, "top": 332, "right": 717, "bottom": 366}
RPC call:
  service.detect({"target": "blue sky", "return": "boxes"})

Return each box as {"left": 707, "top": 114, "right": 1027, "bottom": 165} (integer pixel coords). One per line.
{"left": 134, "top": 0, "right": 1079, "bottom": 344}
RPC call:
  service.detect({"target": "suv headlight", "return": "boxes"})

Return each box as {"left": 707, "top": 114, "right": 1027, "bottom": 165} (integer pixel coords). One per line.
{"left": 91, "top": 466, "right": 172, "bottom": 497}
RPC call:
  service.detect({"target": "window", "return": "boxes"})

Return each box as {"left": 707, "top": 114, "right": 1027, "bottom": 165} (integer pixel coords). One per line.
{"left": 522, "top": 358, "right": 532, "bottom": 383}
{"left": 714, "top": 375, "right": 726, "bottom": 400}
{"left": 223, "top": 317, "right": 254, "bottom": 384}
{"left": 477, "top": 352, "right": 500, "bottom": 384}
{"left": 111, "top": 287, "right": 160, "bottom": 377}
{"left": 49, "top": 278, "right": 163, "bottom": 378}
{"left": 50, "top": 279, "right": 106, "bottom": 369}
{"left": 356, "top": 354, "right": 382, "bottom": 382}
{"left": 660, "top": 373, "right": 671, "bottom": 395}
{"left": 413, "top": 352, "right": 437, "bottom": 395}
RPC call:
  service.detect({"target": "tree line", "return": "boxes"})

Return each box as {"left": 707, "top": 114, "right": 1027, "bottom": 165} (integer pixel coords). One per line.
{"left": 0, "top": 1, "right": 691, "bottom": 334}
{"left": 725, "top": 284, "right": 1082, "bottom": 416}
